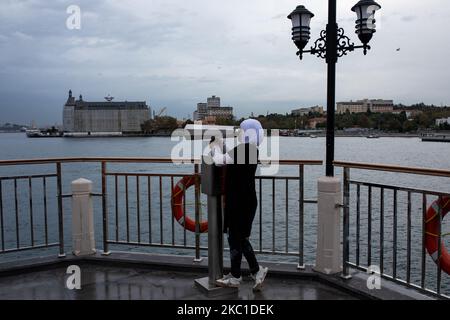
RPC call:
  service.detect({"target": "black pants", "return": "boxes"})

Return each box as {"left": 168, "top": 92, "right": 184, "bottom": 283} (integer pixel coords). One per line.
{"left": 228, "top": 233, "right": 259, "bottom": 278}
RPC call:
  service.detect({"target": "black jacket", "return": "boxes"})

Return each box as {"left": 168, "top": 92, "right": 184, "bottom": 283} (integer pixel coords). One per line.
{"left": 223, "top": 143, "right": 259, "bottom": 238}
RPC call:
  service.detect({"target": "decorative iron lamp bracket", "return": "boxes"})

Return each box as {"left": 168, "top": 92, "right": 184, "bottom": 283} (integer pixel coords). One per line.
{"left": 296, "top": 27, "right": 370, "bottom": 60}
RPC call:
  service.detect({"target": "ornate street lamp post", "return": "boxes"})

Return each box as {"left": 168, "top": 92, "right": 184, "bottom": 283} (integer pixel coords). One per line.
{"left": 288, "top": 0, "right": 381, "bottom": 176}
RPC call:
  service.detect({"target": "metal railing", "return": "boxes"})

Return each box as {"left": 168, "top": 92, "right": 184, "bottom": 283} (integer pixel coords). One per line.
{"left": 99, "top": 158, "right": 322, "bottom": 269}
{"left": 0, "top": 157, "right": 322, "bottom": 269}
{"left": 336, "top": 161, "right": 450, "bottom": 299}
{"left": 1, "top": 157, "right": 449, "bottom": 298}
{"left": 102, "top": 169, "right": 203, "bottom": 258}
{"left": 0, "top": 162, "right": 65, "bottom": 256}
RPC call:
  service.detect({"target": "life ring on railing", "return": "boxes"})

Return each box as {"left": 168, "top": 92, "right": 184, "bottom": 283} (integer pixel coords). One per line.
{"left": 172, "top": 176, "right": 208, "bottom": 233}
{"left": 425, "top": 196, "right": 450, "bottom": 275}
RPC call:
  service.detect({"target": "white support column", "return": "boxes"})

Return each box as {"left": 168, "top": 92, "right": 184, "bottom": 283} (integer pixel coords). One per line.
{"left": 71, "top": 178, "right": 96, "bottom": 256}
{"left": 314, "top": 176, "right": 342, "bottom": 275}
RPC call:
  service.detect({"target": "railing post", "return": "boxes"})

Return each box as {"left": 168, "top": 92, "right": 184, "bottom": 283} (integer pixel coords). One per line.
{"left": 56, "top": 162, "right": 65, "bottom": 258}
{"left": 71, "top": 178, "right": 96, "bottom": 256}
{"left": 195, "top": 157, "right": 234, "bottom": 295}
{"left": 314, "top": 174, "right": 342, "bottom": 275}
{"left": 102, "top": 161, "right": 110, "bottom": 255}
{"left": 342, "top": 167, "right": 351, "bottom": 279}
{"left": 437, "top": 196, "right": 442, "bottom": 295}
{"left": 393, "top": 189, "right": 398, "bottom": 279}
{"left": 194, "top": 163, "right": 202, "bottom": 262}
{"left": 0, "top": 179, "right": 4, "bottom": 252}
{"left": 298, "top": 164, "right": 305, "bottom": 269}
{"left": 421, "top": 193, "right": 427, "bottom": 289}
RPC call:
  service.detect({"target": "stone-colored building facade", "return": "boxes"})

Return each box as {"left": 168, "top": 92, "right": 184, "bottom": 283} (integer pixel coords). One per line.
{"left": 337, "top": 99, "right": 394, "bottom": 114}
{"left": 63, "top": 90, "right": 150, "bottom": 133}
{"left": 193, "top": 95, "right": 234, "bottom": 121}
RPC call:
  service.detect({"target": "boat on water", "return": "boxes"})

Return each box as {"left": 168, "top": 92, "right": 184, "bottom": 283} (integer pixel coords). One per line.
{"left": 26, "top": 129, "right": 63, "bottom": 138}
{"left": 367, "top": 134, "right": 380, "bottom": 139}
{"left": 310, "top": 134, "right": 318, "bottom": 138}
{"left": 26, "top": 129, "right": 44, "bottom": 137}
{"left": 422, "top": 135, "right": 450, "bottom": 143}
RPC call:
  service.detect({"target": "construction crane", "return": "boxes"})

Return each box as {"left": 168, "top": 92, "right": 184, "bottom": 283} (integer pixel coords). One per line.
{"left": 154, "top": 107, "right": 167, "bottom": 118}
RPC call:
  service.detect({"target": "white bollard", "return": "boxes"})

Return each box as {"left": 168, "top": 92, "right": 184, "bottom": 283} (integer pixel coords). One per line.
{"left": 314, "top": 176, "right": 342, "bottom": 275}
{"left": 71, "top": 178, "right": 96, "bottom": 256}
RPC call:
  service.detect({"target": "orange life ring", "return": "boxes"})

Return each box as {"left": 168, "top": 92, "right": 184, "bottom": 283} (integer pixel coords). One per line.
{"left": 425, "top": 196, "right": 450, "bottom": 275}
{"left": 171, "top": 176, "right": 208, "bottom": 233}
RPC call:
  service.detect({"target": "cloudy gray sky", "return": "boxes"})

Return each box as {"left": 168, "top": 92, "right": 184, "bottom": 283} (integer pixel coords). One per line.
{"left": 1, "top": 0, "right": 449, "bottom": 125}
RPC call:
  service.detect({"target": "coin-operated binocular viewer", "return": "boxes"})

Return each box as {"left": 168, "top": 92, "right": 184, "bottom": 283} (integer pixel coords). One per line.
{"left": 195, "top": 155, "right": 237, "bottom": 296}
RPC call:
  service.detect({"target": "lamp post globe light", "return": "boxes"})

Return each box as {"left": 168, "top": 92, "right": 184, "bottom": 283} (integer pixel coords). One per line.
{"left": 288, "top": 1, "right": 381, "bottom": 177}
{"left": 352, "top": 0, "right": 382, "bottom": 51}
{"left": 287, "top": 5, "right": 315, "bottom": 51}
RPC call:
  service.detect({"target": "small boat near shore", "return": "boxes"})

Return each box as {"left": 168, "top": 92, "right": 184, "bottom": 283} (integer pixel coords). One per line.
{"left": 367, "top": 134, "right": 380, "bottom": 139}
{"left": 26, "top": 129, "right": 63, "bottom": 138}
{"left": 422, "top": 135, "right": 450, "bottom": 143}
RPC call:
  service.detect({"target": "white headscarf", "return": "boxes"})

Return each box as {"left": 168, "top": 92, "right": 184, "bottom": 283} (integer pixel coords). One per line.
{"left": 239, "top": 119, "right": 264, "bottom": 146}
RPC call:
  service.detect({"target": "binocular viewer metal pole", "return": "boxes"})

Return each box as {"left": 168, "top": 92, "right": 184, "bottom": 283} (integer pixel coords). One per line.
{"left": 194, "top": 156, "right": 238, "bottom": 296}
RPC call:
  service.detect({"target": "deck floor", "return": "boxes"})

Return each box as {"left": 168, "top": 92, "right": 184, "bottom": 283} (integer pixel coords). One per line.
{"left": 0, "top": 264, "right": 357, "bottom": 300}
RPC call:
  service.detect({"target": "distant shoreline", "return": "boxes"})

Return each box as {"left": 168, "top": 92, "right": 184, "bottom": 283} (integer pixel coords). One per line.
{"left": 63, "top": 134, "right": 172, "bottom": 138}
{"left": 306, "top": 133, "right": 421, "bottom": 138}
{"left": 2, "top": 131, "right": 449, "bottom": 139}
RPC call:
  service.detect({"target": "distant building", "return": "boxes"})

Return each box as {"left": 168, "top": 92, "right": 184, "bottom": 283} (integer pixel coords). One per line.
{"left": 207, "top": 95, "right": 221, "bottom": 108}
{"left": 193, "top": 95, "right": 234, "bottom": 122}
{"left": 292, "top": 105, "right": 324, "bottom": 116}
{"left": 63, "top": 90, "right": 150, "bottom": 133}
{"left": 436, "top": 117, "right": 450, "bottom": 126}
{"left": 193, "top": 103, "right": 207, "bottom": 121}
{"left": 307, "top": 117, "right": 327, "bottom": 129}
{"left": 337, "top": 99, "right": 394, "bottom": 114}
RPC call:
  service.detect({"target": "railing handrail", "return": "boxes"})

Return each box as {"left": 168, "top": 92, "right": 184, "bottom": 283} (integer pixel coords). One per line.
{"left": 0, "top": 157, "right": 323, "bottom": 166}
{"left": 7, "top": 157, "right": 450, "bottom": 176}
{"left": 334, "top": 160, "right": 450, "bottom": 178}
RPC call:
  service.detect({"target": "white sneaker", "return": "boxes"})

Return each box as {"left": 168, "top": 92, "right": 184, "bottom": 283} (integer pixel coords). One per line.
{"left": 215, "top": 275, "right": 242, "bottom": 288}
{"left": 252, "top": 266, "right": 268, "bottom": 292}
{"left": 222, "top": 273, "right": 233, "bottom": 280}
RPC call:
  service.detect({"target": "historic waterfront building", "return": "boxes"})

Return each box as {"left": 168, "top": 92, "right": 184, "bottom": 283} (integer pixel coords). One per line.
{"left": 63, "top": 90, "right": 150, "bottom": 133}
{"left": 337, "top": 99, "right": 394, "bottom": 114}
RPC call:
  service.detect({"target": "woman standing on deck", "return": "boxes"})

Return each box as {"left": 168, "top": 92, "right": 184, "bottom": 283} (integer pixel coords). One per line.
{"left": 210, "top": 119, "right": 269, "bottom": 291}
